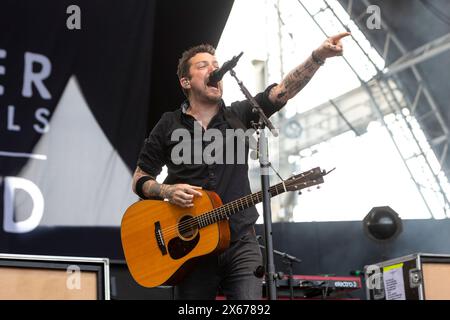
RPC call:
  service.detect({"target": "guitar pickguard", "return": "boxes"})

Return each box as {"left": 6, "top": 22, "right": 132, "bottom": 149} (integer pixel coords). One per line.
{"left": 167, "top": 234, "right": 200, "bottom": 260}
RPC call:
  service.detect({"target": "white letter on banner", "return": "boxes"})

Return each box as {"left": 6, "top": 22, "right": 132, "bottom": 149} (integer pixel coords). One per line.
{"left": 22, "top": 52, "right": 52, "bottom": 100}
{"left": 3, "top": 177, "right": 44, "bottom": 233}
{"left": 7, "top": 105, "right": 21, "bottom": 132}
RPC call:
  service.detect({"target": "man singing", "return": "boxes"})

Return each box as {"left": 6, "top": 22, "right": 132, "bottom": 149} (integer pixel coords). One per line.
{"left": 132, "top": 32, "right": 350, "bottom": 300}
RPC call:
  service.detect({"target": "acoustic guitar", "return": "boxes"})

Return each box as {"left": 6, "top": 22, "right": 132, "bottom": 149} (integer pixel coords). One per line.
{"left": 121, "top": 167, "right": 327, "bottom": 288}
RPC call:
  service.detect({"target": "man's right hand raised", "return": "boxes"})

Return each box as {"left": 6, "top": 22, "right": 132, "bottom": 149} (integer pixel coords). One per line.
{"left": 160, "top": 184, "right": 203, "bottom": 208}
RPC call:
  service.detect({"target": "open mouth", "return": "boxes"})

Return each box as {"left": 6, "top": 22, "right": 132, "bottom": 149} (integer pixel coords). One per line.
{"left": 206, "top": 81, "right": 219, "bottom": 90}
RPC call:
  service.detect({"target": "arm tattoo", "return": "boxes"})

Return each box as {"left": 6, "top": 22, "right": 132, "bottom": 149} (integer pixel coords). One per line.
{"left": 277, "top": 91, "right": 287, "bottom": 99}
{"left": 133, "top": 167, "right": 176, "bottom": 200}
{"left": 145, "top": 180, "right": 162, "bottom": 197}
{"left": 270, "top": 56, "right": 320, "bottom": 106}
{"left": 133, "top": 167, "right": 160, "bottom": 198}
{"left": 144, "top": 181, "right": 176, "bottom": 200}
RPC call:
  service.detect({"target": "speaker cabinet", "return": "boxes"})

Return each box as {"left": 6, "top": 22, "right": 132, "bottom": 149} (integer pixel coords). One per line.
{"left": 0, "top": 254, "right": 110, "bottom": 300}
{"left": 365, "top": 253, "right": 450, "bottom": 300}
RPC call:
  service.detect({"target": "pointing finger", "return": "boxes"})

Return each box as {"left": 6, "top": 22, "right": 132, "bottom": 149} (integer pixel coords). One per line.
{"left": 330, "top": 32, "right": 351, "bottom": 43}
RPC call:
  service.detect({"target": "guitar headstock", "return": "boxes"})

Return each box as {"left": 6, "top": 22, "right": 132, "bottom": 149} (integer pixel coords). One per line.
{"left": 285, "top": 167, "right": 331, "bottom": 192}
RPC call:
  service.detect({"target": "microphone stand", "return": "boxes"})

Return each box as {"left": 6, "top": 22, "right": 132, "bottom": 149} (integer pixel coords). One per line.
{"left": 230, "top": 68, "right": 278, "bottom": 300}
{"left": 282, "top": 255, "right": 301, "bottom": 300}
{"left": 257, "top": 236, "right": 302, "bottom": 300}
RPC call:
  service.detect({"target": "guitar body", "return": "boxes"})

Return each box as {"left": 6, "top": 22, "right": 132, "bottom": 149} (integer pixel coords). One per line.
{"left": 121, "top": 190, "right": 230, "bottom": 288}
{"left": 120, "top": 167, "right": 326, "bottom": 288}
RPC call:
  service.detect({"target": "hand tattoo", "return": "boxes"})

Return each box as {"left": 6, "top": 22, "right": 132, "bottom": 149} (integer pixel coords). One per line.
{"left": 160, "top": 184, "right": 175, "bottom": 200}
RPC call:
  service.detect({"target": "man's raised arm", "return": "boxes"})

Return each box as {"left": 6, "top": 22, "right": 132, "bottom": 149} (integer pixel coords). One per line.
{"left": 269, "top": 32, "right": 351, "bottom": 107}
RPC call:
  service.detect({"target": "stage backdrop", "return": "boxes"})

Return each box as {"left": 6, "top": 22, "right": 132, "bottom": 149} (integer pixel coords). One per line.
{"left": 0, "top": 0, "right": 154, "bottom": 233}
{"left": 0, "top": 0, "right": 234, "bottom": 255}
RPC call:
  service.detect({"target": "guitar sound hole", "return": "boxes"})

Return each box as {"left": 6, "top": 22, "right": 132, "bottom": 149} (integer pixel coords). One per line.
{"left": 178, "top": 215, "right": 198, "bottom": 240}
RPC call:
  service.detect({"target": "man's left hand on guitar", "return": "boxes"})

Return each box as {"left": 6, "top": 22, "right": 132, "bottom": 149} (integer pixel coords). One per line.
{"left": 160, "top": 183, "right": 203, "bottom": 208}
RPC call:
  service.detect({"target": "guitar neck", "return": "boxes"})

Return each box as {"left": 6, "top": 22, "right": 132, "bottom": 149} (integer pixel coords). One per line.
{"left": 196, "top": 182, "right": 287, "bottom": 229}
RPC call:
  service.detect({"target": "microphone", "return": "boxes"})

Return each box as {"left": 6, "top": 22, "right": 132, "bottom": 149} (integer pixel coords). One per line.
{"left": 208, "top": 52, "right": 243, "bottom": 84}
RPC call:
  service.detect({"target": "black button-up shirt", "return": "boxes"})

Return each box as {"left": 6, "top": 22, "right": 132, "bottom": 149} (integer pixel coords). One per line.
{"left": 137, "top": 84, "right": 283, "bottom": 241}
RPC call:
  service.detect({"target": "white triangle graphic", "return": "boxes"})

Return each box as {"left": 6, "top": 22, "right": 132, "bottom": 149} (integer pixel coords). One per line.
{"left": 20, "top": 76, "right": 138, "bottom": 226}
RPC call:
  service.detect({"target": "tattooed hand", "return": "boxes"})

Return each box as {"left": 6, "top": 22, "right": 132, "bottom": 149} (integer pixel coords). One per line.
{"left": 160, "top": 184, "right": 203, "bottom": 208}
{"left": 314, "top": 32, "right": 351, "bottom": 61}
{"left": 132, "top": 167, "right": 202, "bottom": 207}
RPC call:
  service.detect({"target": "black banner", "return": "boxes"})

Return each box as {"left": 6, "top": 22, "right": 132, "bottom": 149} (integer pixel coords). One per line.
{"left": 0, "top": 0, "right": 234, "bottom": 258}
{"left": 0, "top": 0, "right": 154, "bottom": 235}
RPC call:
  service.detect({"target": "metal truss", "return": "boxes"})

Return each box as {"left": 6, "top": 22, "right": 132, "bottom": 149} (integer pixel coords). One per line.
{"left": 287, "top": 0, "right": 450, "bottom": 218}
{"left": 382, "top": 32, "right": 450, "bottom": 77}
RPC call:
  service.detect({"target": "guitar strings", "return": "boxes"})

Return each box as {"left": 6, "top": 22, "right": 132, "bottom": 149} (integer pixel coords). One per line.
{"left": 160, "top": 170, "right": 317, "bottom": 237}
{"left": 159, "top": 186, "right": 280, "bottom": 236}
{"left": 159, "top": 181, "right": 296, "bottom": 237}
{"left": 159, "top": 184, "right": 283, "bottom": 237}
{"left": 160, "top": 192, "right": 263, "bottom": 237}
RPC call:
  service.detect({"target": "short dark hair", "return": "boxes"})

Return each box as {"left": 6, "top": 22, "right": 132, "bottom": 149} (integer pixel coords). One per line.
{"left": 177, "top": 44, "right": 216, "bottom": 97}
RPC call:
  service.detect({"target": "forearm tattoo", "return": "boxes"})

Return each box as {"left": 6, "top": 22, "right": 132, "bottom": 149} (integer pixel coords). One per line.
{"left": 145, "top": 180, "right": 162, "bottom": 197}
{"left": 133, "top": 167, "right": 179, "bottom": 200}
{"left": 143, "top": 180, "right": 177, "bottom": 200}
{"left": 134, "top": 167, "right": 161, "bottom": 198}
{"left": 270, "top": 55, "right": 320, "bottom": 105}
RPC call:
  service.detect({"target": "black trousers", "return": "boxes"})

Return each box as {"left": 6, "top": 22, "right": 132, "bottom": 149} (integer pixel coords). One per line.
{"left": 174, "top": 229, "right": 263, "bottom": 300}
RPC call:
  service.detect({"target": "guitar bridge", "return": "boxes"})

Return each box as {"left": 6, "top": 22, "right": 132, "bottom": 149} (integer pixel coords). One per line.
{"left": 154, "top": 221, "right": 167, "bottom": 256}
